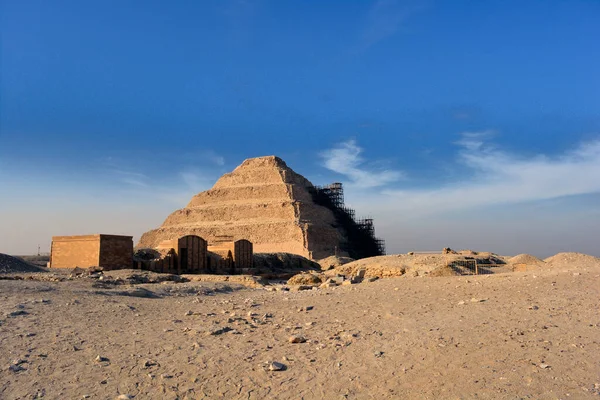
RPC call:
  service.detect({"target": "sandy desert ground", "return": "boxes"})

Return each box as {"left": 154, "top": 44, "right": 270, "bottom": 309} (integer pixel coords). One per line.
{"left": 1, "top": 254, "right": 600, "bottom": 399}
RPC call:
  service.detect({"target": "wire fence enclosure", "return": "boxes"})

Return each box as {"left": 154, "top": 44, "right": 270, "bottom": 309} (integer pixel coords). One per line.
{"left": 445, "top": 258, "right": 495, "bottom": 275}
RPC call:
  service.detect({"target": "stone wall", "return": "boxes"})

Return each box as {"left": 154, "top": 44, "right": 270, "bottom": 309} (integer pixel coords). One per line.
{"left": 50, "top": 235, "right": 100, "bottom": 269}
{"left": 98, "top": 235, "right": 133, "bottom": 270}
{"left": 208, "top": 239, "right": 253, "bottom": 272}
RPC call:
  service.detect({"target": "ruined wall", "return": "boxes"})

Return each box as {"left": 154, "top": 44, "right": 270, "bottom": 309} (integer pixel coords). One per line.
{"left": 98, "top": 235, "right": 133, "bottom": 270}
{"left": 51, "top": 235, "right": 100, "bottom": 269}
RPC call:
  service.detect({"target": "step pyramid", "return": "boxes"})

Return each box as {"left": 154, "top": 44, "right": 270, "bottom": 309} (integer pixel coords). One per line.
{"left": 137, "top": 156, "right": 384, "bottom": 260}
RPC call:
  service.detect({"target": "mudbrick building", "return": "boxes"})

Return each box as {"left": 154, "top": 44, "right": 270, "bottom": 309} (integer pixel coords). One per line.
{"left": 138, "top": 156, "right": 385, "bottom": 260}
{"left": 50, "top": 234, "right": 133, "bottom": 270}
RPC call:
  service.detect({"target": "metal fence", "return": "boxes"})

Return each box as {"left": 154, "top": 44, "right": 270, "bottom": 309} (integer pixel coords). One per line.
{"left": 446, "top": 258, "right": 494, "bottom": 275}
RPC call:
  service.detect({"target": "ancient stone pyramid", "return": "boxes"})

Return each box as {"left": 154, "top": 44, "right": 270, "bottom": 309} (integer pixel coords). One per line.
{"left": 138, "top": 156, "right": 345, "bottom": 259}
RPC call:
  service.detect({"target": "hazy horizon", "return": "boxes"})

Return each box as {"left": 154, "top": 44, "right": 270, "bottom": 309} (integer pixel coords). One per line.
{"left": 1, "top": 1, "right": 599, "bottom": 257}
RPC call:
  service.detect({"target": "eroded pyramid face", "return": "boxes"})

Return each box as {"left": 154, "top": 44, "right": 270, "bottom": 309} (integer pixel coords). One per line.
{"left": 137, "top": 156, "right": 343, "bottom": 259}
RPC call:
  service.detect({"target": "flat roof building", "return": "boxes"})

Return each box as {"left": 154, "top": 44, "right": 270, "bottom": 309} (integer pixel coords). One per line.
{"left": 50, "top": 234, "right": 133, "bottom": 270}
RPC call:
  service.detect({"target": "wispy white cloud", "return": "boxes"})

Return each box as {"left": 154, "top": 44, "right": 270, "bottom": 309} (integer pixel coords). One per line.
{"left": 320, "top": 139, "right": 404, "bottom": 188}
{"left": 372, "top": 132, "right": 600, "bottom": 216}
{"left": 337, "top": 132, "right": 600, "bottom": 256}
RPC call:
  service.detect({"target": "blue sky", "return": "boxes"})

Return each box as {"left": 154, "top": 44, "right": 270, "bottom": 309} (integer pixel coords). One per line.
{"left": 1, "top": 0, "right": 599, "bottom": 256}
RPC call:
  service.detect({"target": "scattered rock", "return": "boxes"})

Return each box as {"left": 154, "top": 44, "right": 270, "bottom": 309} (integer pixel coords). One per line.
{"left": 115, "top": 395, "right": 134, "bottom": 400}
{"left": 289, "top": 335, "right": 307, "bottom": 343}
{"left": 266, "top": 361, "right": 286, "bottom": 371}
{"left": 528, "top": 305, "right": 539, "bottom": 310}
{"left": 7, "top": 310, "right": 29, "bottom": 317}
{"left": 287, "top": 272, "right": 322, "bottom": 286}
{"left": 374, "top": 351, "right": 384, "bottom": 358}
{"left": 292, "top": 285, "right": 314, "bottom": 291}
{"left": 538, "top": 363, "right": 550, "bottom": 369}
{"left": 207, "top": 326, "right": 233, "bottom": 336}
{"left": 95, "top": 355, "right": 109, "bottom": 362}
{"left": 8, "top": 364, "right": 26, "bottom": 372}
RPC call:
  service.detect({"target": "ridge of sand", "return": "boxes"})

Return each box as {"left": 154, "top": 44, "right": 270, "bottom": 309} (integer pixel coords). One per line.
{"left": 544, "top": 252, "right": 600, "bottom": 267}
{"left": 508, "top": 254, "right": 545, "bottom": 265}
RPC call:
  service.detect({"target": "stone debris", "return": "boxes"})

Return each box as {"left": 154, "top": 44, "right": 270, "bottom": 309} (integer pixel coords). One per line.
{"left": 292, "top": 285, "right": 314, "bottom": 291}
{"left": 266, "top": 361, "right": 286, "bottom": 371}
{"left": 95, "top": 355, "right": 109, "bottom": 362}
{"left": 115, "top": 395, "right": 134, "bottom": 400}
{"left": 0, "top": 253, "right": 47, "bottom": 274}
{"left": 8, "top": 364, "right": 26, "bottom": 373}
{"left": 6, "top": 310, "right": 29, "bottom": 317}
{"left": 287, "top": 273, "right": 322, "bottom": 286}
{"left": 207, "top": 326, "right": 233, "bottom": 336}
{"left": 288, "top": 335, "right": 307, "bottom": 343}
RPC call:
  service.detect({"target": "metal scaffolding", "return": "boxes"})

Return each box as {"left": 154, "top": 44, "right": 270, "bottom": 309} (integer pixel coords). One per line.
{"left": 312, "top": 182, "right": 386, "bottom": 258}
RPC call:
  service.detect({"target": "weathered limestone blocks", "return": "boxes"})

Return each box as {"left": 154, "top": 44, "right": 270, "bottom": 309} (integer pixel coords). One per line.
{"left": 138, "top": 156, "right": 344, "bottom": 259}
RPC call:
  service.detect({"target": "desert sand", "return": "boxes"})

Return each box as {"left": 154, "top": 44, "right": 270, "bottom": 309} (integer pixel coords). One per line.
{"left": 1, "top": 252, "right": 599, "bottom": 399}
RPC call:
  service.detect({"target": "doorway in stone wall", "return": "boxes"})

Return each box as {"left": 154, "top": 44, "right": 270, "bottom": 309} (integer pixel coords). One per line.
{"left": 180, "top": 248, "right": 188, "bottom": 273}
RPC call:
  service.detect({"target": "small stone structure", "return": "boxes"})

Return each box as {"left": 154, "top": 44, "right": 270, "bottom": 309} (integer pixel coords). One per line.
{"left": 50, "top": 234, "right": 133, "bottom": 270}
{"left": 208, "top": 238, "right": 254, "bottom": 273}
{"left": 136, "top": 234, "right": 253, "bottom": 275}
{"left": 156, "top": 235, "right": 208, "bottom": 273}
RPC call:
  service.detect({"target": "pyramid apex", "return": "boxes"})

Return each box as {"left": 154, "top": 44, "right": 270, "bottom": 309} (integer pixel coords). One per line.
{"left": 237, "top": 155, "right": 288, "bottom": 170}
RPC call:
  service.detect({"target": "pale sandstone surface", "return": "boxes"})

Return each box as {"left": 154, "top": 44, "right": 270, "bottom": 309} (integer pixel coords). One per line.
{"left": 1, "top": 256, "right": 599, "bottom": 399}
{"left": 326, "top": 252, "right": 514, "bottom": 279}
{"left": 138, "top": 156, "right": 344, "bottom": 259}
